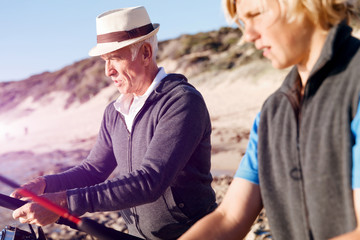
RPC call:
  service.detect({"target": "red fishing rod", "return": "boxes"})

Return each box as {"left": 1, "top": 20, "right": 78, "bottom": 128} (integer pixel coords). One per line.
{"left": 0, "top": 174, "right": 143, "bottom": 240}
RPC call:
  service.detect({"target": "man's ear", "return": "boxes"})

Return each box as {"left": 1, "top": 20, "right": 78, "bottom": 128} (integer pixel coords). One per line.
{"left": 141, "top": 42, "right": 153, "bottom": 65}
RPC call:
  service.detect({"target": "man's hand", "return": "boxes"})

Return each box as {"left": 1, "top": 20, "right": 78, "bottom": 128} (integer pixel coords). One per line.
{"left": 12, "top": 191, "right": 68, "bottom": 226}
{"left": 10, "top": 176, "right": 46, "bottom": 199}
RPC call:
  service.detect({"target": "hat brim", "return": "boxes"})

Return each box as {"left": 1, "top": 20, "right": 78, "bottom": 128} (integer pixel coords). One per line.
{"left": 88, "top": 23, "right": 160, "bottom": 56}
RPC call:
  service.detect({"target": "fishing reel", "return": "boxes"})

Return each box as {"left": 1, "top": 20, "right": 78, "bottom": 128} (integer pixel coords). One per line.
{"left": 0, "top": 225, "right": 46, "bottom": 240}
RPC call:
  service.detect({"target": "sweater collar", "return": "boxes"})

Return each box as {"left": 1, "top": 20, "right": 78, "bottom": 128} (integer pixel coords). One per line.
{"left": 146, "top": 73, "right": 189, "bottom": 102}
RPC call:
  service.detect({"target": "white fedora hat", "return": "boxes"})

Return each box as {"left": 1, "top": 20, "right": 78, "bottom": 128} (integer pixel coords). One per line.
{"left": 89, "top": 6, "right": 160, "bottom": 56}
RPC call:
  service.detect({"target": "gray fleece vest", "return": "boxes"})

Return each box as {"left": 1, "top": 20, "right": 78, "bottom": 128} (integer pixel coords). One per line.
{"left": 258, "top": 23, "right": 360, "bottom": 240}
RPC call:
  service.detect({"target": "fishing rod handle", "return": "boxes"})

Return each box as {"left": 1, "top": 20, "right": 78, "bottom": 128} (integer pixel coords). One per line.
{"left": 0, "top": 192, "right": 78, "bottom": 229}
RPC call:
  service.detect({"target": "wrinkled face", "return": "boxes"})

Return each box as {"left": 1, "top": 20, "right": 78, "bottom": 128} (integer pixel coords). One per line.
{"left": 101, "top": 45, "right": 147, "bottom": 95}
{"left": 236, "top": 0, "right": 315, "bottom": 69}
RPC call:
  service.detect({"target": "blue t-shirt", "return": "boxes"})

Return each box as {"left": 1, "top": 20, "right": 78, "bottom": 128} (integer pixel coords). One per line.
{"left": 235, "top": 102, "right": 360, "bottom": 189}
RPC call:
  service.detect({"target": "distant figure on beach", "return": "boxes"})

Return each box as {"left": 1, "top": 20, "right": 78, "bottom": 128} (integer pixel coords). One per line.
{"left": 180, "top": 0, "right": 360, "bottom": 240}
{"left": 10, "top": 6, "right": 216, "bottom": 240}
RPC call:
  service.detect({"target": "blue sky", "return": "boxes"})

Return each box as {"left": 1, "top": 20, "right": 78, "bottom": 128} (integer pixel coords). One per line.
{"left": 0, "top": 0, "right": 231, "bottom": 82}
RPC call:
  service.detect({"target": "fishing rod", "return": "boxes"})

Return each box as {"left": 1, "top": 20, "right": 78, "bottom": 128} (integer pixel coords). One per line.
{"left": 0, "top": 192, "right": 77, "bottom": 230}
{"left": 0, "top": 175, "right": 143, "bottom": 240}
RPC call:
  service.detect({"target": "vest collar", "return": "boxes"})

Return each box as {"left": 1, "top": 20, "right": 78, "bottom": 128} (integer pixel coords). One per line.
{"left": 310, "top": 21, "right": 353, "bottom": 76}
{"left": 280, "top": 22, "right": 354, "bottom": 98}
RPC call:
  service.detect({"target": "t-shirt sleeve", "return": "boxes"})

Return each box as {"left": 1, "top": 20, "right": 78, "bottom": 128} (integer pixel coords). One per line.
{"left": 351, "top": 100, "right": 360, "bottom": 189}
{"left": 234, "top": 112, "right": 260, "bottom": 185}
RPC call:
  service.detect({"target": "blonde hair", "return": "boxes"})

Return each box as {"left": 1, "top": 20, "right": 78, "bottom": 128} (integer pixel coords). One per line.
{"left": 223, "top": 0, "right": 360, "bottom": 30}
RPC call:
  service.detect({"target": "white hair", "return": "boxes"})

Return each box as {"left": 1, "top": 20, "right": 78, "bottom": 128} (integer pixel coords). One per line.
{"left": 129, "top": 35, "right": 158, "bottom": 61}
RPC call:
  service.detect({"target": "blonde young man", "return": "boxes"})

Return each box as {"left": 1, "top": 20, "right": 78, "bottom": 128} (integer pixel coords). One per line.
{"left": 180, "top": 0, "right": 360, "bottom": 240}
{"left": 10, "top": 6, "right": 217, "bottom": 240}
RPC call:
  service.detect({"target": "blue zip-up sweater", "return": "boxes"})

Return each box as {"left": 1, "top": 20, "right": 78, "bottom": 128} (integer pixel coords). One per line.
{"left": 44, "top": 74, "right": 217, "bottom": 239}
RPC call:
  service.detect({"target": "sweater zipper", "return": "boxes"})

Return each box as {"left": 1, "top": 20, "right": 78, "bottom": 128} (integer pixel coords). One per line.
{"left": 118, "top": 114, "right": 132, "bottom": 171}
{"left": 118, "top": 113, "right": 147, "bottom": 238}
{"left": 282, "top": 91, "right": 313, "bottom": 239}
{"left": 127, "top": 133, "right": 146, "bottom": 238}
{"left": 128, "top": 100, "right": 151, "bottom": 239}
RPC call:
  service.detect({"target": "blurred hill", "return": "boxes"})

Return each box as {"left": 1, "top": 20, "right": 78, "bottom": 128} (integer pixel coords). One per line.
{"left": 0, "top": 27, "right": 261, "bottom": 113}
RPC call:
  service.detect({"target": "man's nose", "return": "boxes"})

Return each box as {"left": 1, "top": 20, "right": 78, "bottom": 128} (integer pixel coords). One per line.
{"left": 105, "top": 61, "right": 116, "bottom": 77}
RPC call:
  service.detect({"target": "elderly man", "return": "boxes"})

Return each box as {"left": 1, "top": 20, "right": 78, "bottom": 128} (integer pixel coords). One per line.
{"left": 11, "top": 6, "right": 216, "bottom": 240}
